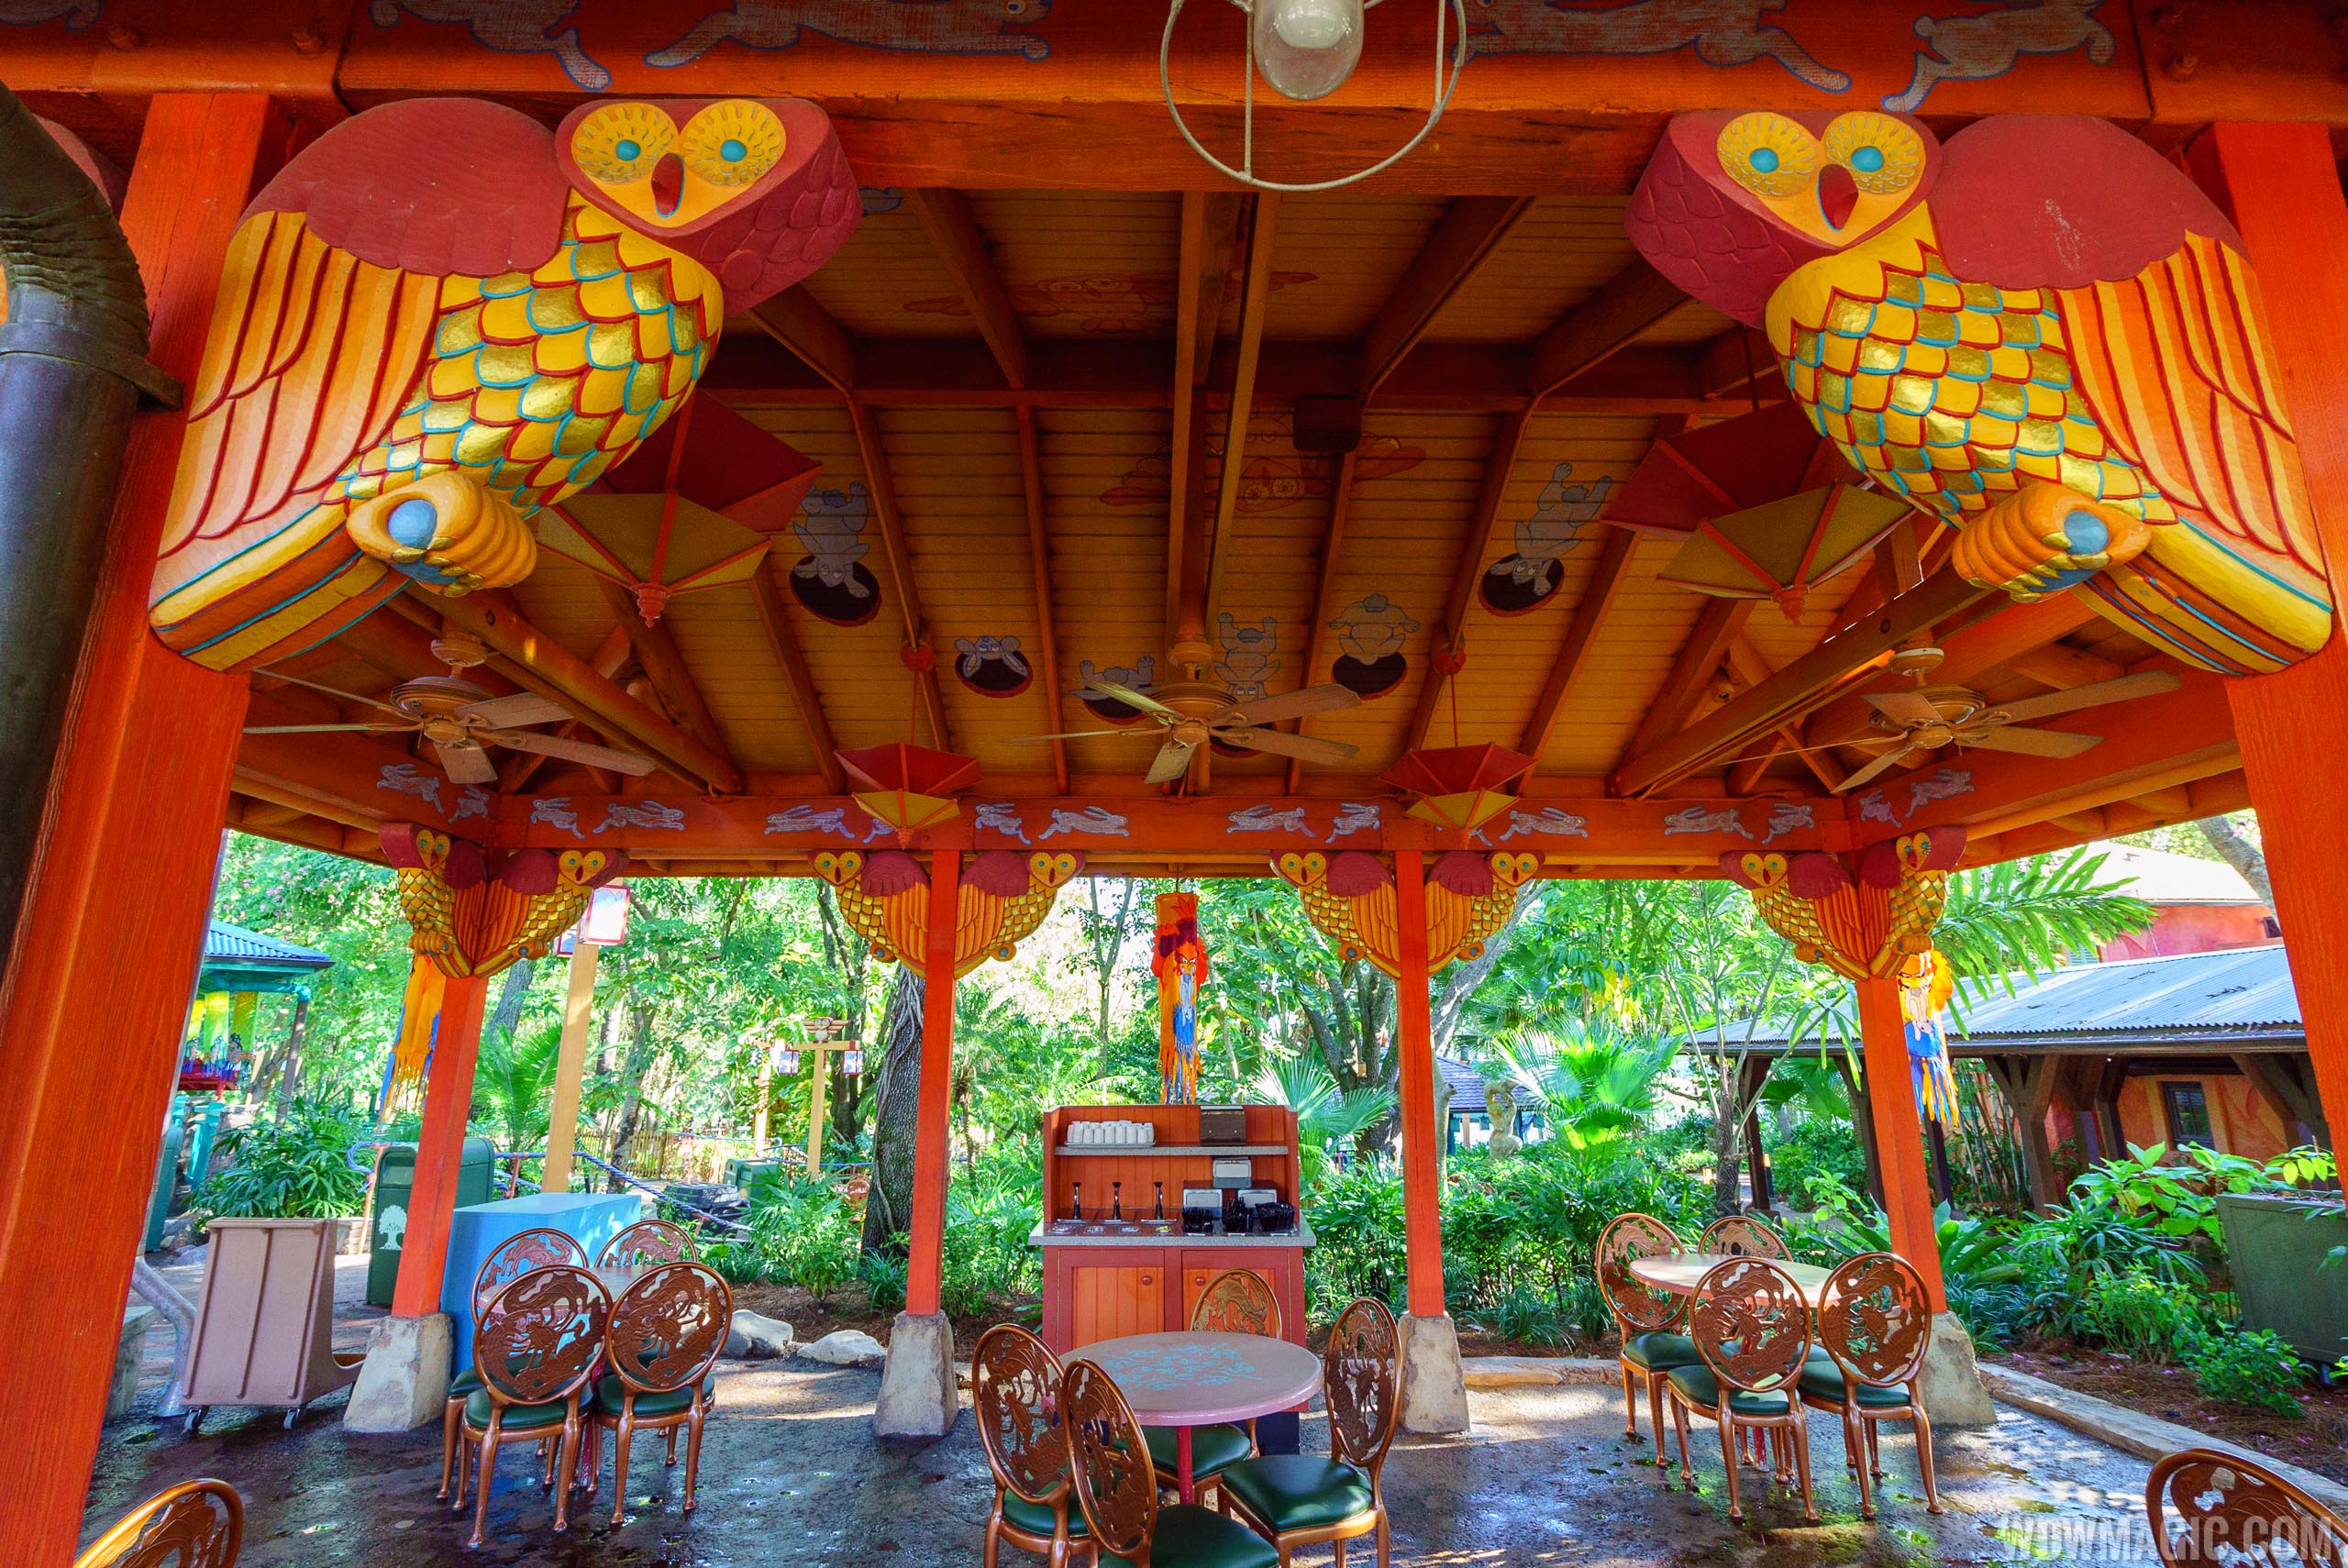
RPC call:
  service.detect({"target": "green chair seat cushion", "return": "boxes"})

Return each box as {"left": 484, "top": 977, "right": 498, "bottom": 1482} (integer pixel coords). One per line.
{"left": 1665, "top": 1364, "right": 1792, "bottom": 1417}
{"left": 1001, "top": 1489, "right": 1090, "bottom": 1540}
{"left": 1143, "top": 1421, "right": 1253, "bottom": 1479}
{"left": 1622, "top": 1331, "right": 1700, "bottom": 1371}
{"left": 1101, "top": 1502, "right": 1279, "bottom": 1568}
{"left": 1798, "top": 1362, "right": 1914, "bottom": 1410}
{"left": 1217, "top": 1456, "right": 1377, "bottom": 1533}
{"left": 462, "top": 1387, "right": 572, "bottom": 1431}
{"left": 593, "top": 1375, "right": 714, "bottom": 1419}
{"left": 449, "top": 1365, "right": 482, "bottom": 1396}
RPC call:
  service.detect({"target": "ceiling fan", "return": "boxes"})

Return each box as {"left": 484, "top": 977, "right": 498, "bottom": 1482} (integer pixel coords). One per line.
{"left": 1013, "top": 676, "right": 1365, "bottom": 784}
{"left": 243, "top": 633, "right": 657, "bottom": 786}
{"left": 1833, "top": 669, "right": 2181, "bottom": 795}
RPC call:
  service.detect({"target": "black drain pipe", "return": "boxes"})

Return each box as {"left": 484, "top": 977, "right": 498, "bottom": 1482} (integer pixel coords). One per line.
{"left": 0, "top": 83, "right": 177, "bottom": 969}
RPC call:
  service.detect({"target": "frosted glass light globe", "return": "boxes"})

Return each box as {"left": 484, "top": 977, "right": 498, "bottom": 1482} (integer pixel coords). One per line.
{"left": 1253, "top": 0, "right": 1362, "bottom": 101}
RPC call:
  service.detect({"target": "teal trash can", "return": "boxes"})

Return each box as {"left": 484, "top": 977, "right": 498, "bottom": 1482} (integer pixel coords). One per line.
{"left": 724, "top": 1157, "right": 783, "bottom": 1194}
{"left": 365, "top": 1137, "right": 497, "bottom": 1308}
{"left": 183, "top": 1100, "right": 228, "bottom": 1190}
{"left": 140, "top": 1100, "right": 187, "bottom": 1253}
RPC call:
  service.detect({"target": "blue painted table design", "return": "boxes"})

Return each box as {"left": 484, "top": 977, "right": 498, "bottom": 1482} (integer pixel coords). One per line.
{"left": 440, "top": 1191, "right": 644, "bottom": 1373}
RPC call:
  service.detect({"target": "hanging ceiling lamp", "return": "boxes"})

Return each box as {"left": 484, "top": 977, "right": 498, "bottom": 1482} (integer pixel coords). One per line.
{"left": 1162, "top": 0, "right": 1468, "bottom": 192}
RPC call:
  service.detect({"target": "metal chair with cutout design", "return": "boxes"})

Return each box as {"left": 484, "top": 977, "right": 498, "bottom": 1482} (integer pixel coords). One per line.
{"left": 1798, "top": 1252, "right": 1942, "bottom": 1519}
{"left": 1143, "top": 1269, "right": 1282, "bottom": 1500}
{"left": 1596, "top": 1212, "right": 1700, "bottom": 1467}
{"left": 598, "top": 1218, "right": 696, "bottom": 1269}
{"left": 1666, "top": 1256, "right": 1819, "bottom": 1525}
{"left": 586, "top": 1261, "right": 729, "bottom": 1525}
{"left": 2146, "top": 1448, "right": 2348, "bottom": 1566}
{"left": 1700, "top": 1213, "right": 1792, "bottom": 1262}
{"left": 450, "top": 1264, "right": 611, "bottom": 1548}
{"left": 1216, "top": 1297, "right": 1396, "bottom": 1568}
{"left": 975, "top": 1324, "right": 1093, "bottom": 1568}
{"left": 439, "top": 1226, "right": 588, "bottom": 1500}
{"left": 73, "top": 1479, "right": 242, "bottom": 1568}
{"left": 1063, "top": 1358, "right": 1276, "bottom": 1568}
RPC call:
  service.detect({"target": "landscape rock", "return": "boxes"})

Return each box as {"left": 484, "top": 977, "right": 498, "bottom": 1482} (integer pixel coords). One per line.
{"left": 802, "top": 1328, "right": 888, "bottom": 1367}
{"left": 725, "top": 1309, "right": 795, "bottom": 1360}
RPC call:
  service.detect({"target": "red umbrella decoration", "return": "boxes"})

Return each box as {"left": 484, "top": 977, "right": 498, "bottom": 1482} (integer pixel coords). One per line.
{"left": 536, "top": 397, "right": 822, "bottom": 623}
{"left": 1607, "top": 401, "right": 1912, "bottom": 619}
{"left": 1379, "top": 742, "right": 1535, "bottom": 834}
{"left": 837, "top": 742, "right": 982, "bottom": 834}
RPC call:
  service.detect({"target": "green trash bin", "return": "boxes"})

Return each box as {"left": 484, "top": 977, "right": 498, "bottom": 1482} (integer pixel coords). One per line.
{"left": 723, "top": 1157, "right": 783, "bottom": 1194}
{"left": 365, "top": 1137, "right": 497, "bottom": 1308}
{"left": 141, "top": 1099, "right": 187, "bottom": 1253}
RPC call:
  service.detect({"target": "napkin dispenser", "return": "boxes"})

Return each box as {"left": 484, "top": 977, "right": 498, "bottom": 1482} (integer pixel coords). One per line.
{"left": 1198, "top": 1105, "right": 1248, "bottom": 1144}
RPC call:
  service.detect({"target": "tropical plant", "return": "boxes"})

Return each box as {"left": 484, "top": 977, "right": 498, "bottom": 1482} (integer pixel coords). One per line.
{"left": 2066, "top": 1142, "right": 2331, "bottom": 1248}
{"left": 1253, "top": 1052, "right": 1395, "bottom": 1190}
{"left": 2182, "top": 1326, "right": 2305, "bottom": 1417}
{"left": 473, "top": 1020, "right": 564, "bottom": 1151}
{"left": 1933, "top": 848, "right": 2153, "bottom": 1001}
{"left": 1764, "top": 1119, "right": 1868, "bottom": 1210}
{"left": 2079, "top": 1273, "right": 2211, "bottom": 1364}
{"left": 193, "top": 1099, "right": 371, "bottom": 1220}
{"left": 1488, "top": 1023, "right": 1676, "bottom": 1152}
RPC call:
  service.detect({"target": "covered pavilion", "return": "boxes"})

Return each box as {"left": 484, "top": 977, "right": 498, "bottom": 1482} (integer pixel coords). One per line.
{"left": 3, "top": 5, "right": 2348, "bottom": 1562}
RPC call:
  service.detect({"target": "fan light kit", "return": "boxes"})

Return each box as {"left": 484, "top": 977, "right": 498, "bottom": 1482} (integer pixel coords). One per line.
{"left": 1012, "top": 674, "right": 1365, "bottom": 788}
{"left": 1831, "top": 669, "right": 2181, "bottom": 795}
{"left": 1161, "top": 0, "right": 1468, "bottom": 191}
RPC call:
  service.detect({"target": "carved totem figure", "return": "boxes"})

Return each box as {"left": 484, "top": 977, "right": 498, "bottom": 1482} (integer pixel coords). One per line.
{"left": 150, "top": 96, "right": 858, "bottom": 669}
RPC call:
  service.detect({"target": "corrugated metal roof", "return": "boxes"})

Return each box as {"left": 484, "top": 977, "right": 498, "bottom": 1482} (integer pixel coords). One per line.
{"left": 1953, "top": 944, "right": 2298, "bottom": 1040}
{"left": 203, "top": 920, "right": 333, "bottom": 969}
{"left": 1436, "top": 1055, "right": 1489, "bottom": 1113}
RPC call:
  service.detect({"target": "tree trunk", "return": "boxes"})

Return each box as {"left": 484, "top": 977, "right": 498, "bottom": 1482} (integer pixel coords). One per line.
{"left": 273, "top": 996, "right": 309, "bottom": 1110}
{"left": 860, "top": 966, "right": 925, "bottom": 1257}
{"left": 2198, "top": 812, "right": 2274, "bottom": 907}
{"left": 604, "top": 1000, "right": 657, "bottom": 1191}
{"left": 487, "top": 956, "right": 535, "bottom": 1041}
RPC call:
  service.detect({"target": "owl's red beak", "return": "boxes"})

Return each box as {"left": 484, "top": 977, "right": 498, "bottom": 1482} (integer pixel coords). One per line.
{"left": 1818, "top": 162, "right": 1859, "bottom": 231}
{"left": 651, "top": 152, "right": 684, "bottom": 218}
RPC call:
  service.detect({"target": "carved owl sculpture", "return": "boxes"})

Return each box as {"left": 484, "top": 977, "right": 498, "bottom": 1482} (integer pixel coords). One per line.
{"left": 150, "top": 96, "right": 858, "bottom": 670}
{"left": 1627, "top": 111, "right": 2331, "bottom": 677}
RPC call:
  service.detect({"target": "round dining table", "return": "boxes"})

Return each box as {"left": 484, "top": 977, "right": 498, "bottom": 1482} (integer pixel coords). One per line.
{"left": 1068, "top": 1331, "right": 1323, "bottom": 1504}
{"left": 1630, "top": 1253, "right": 1833, "bottom": 1306}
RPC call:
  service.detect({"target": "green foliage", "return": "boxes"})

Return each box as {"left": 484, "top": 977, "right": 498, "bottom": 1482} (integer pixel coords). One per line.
{"left": 474, "top": 1021, "right": 563, "bottom": 1150}
{"left": 2066, "top": 1142, "right": 2329, "bottom": 1247}
{"left": 194, "top": 1099, "right": 370, "bottom": 1220}
{"left": 1490, "top": 1025, "right": 1676, "bottom": 1152}
{"left": 2079, "top": 1273, "right": 2212, "bottom": 1364}
{"left": 2181, "top": 1327, "right": 2305, "bottom": 1417}
{"left": 1934, "top": 849, "right": 2154, "bottom": 1001}
{"left": 707, "top": 1177, "right": 859, "bottom": 1302}
{"left": 1765, "top": 1119, "right": 1868, "bottom": 1210}
{"left": 1253, "top": 1053, "right": 1394, "bottom": 1191}
{"left": 1304, "top": 1158, "right": 1409, "bottom": 1312}
{"left": 940, "top": 1146, "right": 1044, "bottom": 1321}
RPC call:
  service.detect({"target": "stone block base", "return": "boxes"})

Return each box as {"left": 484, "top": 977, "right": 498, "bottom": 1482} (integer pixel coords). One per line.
{"left": 1398, "top": 1312, "right": 1469, "bottom": 1435}
{"left": 108, "top": 1305, "right": 157, "bottom": 1419}
{"left": 343, "top": 1312, "right": 451, "bottom": 1432}
{"left": 873, "top": 1310, "right": 958, "bottom": 1439}
{"left": 1918, "top": 1311, "right": 1996, "bottom": 1428}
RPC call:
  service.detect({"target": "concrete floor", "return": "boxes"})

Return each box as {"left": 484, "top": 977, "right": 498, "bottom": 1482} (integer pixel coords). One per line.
{"left": 83, "top": 1353, "right": 2173, "bottom": 1566}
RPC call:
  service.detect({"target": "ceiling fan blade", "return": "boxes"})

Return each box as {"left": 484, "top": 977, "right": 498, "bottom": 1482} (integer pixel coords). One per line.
{"left": 1215, "top": 683, "right": 1361, "bottom": 725}
{"left": 241, "top": 723, "right": 412, "bottom": 734}
{"left": 1988, "top": 669, "right": 2181, "bottom": 724}
{"left": 1078, "top": 678, "right": 1180, "bottom": 720}
{"left": 1833, "top": 744, "right": 1919, "bottom": 795}
{"left": 487, "top": 729, "right": 659, "bottom": 777}
{"left": 1962, "top": 724, "right": 2101, "bottom": 758}
{"left": 459, "top": 691, "right": 571, "bottom": 729}
{"left": 1216, "top": 726, "right": 1361, "bottom": 766}
{"left": 252, "top": 668, "right": 409, "bottom": 717}
{"left": 1004, "top": 729, "right": 1150, "bottom": 744}
{"left": 1864, "top": 690, "right": 1946, "bottom": 727}
{"left": 435, "top": 741, "right": 499, "bottom": 785}
{"left": 1144, "top": 737, "right": 1199, "bottom": 786}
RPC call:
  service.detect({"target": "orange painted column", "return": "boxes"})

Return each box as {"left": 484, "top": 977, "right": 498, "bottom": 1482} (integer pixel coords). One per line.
{"left": 0, "top": 95, "right": 277, "bottom": 1567}
{"left": 1855, "top": 975, "right": 1946, "bottom": 1312}
{"left": 390, "top": 975, "right": 492, "bottom": 1319}
{"left": 1393, "top": 848, "right": 1446, "bottom": 1320}
{"left": 2205, "top": 122, "right": 2348, "bottom": 1150}
{"left": 903, "top": 847, "right": 961, "bottom": 1319}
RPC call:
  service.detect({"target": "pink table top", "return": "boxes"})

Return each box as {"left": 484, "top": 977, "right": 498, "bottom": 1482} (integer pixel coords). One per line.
{"left": 1069, "top": 1331, "right": 1322, "bottom": 1427}
{"left": 1630, "top": 1253, "right": 1833, "bottom": 1307}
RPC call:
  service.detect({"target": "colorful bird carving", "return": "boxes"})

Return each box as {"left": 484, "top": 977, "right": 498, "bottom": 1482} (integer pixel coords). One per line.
{"left": 1627, "top": 111, "right": 2331, "bottom": 677}
{"left": 149, "top": 95, "right": 858, "bottom": 670}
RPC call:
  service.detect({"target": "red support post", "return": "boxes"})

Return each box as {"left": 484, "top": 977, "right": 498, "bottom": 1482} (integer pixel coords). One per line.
{"left": 1393, "top": 848, "right": 1446, "bottom": 1320}
{"left": 903, "top": 848, "right": 961, "bottom": 1320}
{"left": 2204, "top": 122, "right": 2348, "bottom": 1149}
{"left": 390, "top": 974, "right": 491, "bottom": 1320}
{"left": 1855, "top": 975, "right": 1947, "bottom": 1313}
{"left": 0, "top": 94, "right": 275, "bottom": 1568}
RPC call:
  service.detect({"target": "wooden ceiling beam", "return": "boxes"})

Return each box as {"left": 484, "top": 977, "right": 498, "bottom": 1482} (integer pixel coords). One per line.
{"left": 1168, "top": 192, "right": 1246, "bottom": 649}
{"left": 844, "top": 399, "right": 953, "bottom": 752}
{"left": 1015, "top": 404, "right": 1070, "bottom": 793}
{"left": 1697, "top": 327, "right": 1779, "bottom": 403}
{"left": 1357, "top": 195, "right": 1535, "bottom": 399}
{"left": 1202, "top": 193, "right": 1282, "bottom": 633}
{"left": 1612, "top": 566, "right": 1994, "bottom": 797}
{"left": 1530, "top": 259, "right": 1689, "bottom": 398}
{"left": 1617, "top": 597, "right": 1755, "bottom": 767}
{"left": 1406, "top": 406, "right": 1533, "bottom": 750}
{"left": 1286, "top": 447, "right": 1360, "bottom": 793}
{"left": 1802, "top": 594, "right": 2101, "bottom": 752}
{"left": 230, "top": 767, "right": 386, "bottom": 835}
{"left": 1518, "top": 527, "right": 1637, "bottom": 761}
{"left": 499, "top": 624, "right": 632, "bottom": 793}
{"left": 747, "top": 287, "right": 855, "bottom": 392}
{"left": 2007, "top": 641, "right": 2127, "bottom": 690}
{"left": 1723, "top": 633, "right": 1845, "bottom": 793}
{"left": 592, "top": 579, "right": 730, "bottom": 760}
{"left": 225, "top": 796, "right": 360, "bottom": 856}
{"left": 906, "top": 187, "right": 1027, "bottom": 390}
{"left": 410, "top": 590, "right": 746, "bottom": 794}
{"left": 748, "top": 568, "right": 846, "bottom": 793}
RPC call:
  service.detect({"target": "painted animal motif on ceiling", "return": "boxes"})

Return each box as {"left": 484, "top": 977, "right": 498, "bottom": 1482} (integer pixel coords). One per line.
{"left": 369, "top": 3, "right": 612, "bottom": 90}
{"left": 1215, "top": 614, "right": 1279, "bottom": 703}
{"left": 1102, "top": 428, "right": 1420, "bottom": 510}
{"left": 1480, "top": 461, "right": 1615, "bottom": 615}
{"left": 790, "top": 481, "right": 880, "bottom": 624}
{"left": 1076, "top": 656, "right": 1156, "bottom": 724}
{"left": 1465, "top": 0, "right": 1853, "bottom": 92}
{"left": 1883, "top": 2, "right": 2114, "bottom": 114}
{"left": 147, "top": 96, "right": 858, "bottom": 671}
{"left": 954, "top": 634, "right": 1032, "bottom": 698}
{"left": 1328, "top": 594, "right": 1421, "bottom": 699}
{"left": 645, "top": 1, "right": 1053, "bottom": 66}
{"left": 909, "top": 270, "right": 1315, "bottom": 337}
{"left": 1627, "top": 109, "right": 2334, "bottom": 676}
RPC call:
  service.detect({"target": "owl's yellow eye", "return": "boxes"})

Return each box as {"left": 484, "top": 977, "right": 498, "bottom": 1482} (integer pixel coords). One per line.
{"left": 572, "top": 104, "right": 676, "bottom": 184}
{"left": 1822, "top": 113, "right": 1924, "bottom": 194}
{"left": 1717, "top": 112, "right": 1820, "bottom": 199}
{"left": 680, "top": 101, "right": 784, "bottom": 189}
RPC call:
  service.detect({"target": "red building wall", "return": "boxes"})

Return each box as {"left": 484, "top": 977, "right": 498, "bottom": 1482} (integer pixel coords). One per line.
{"left": 2099, "top": 903, "right": 2277, "bottom": 961}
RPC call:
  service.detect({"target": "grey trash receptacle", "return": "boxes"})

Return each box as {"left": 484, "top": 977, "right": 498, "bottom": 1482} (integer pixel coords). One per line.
{"left": 364, "top": 1138, "right": 497, "bottom": 1307}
